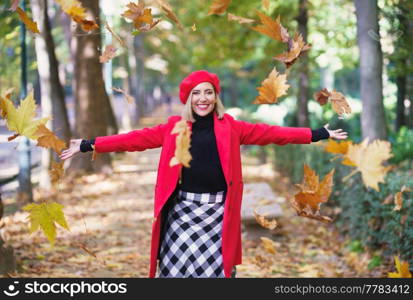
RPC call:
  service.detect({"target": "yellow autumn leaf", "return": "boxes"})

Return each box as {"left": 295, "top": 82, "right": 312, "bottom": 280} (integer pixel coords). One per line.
{"left": 388, "top": 256, "right": 412, "bottom": 278}
{"left": 263, "top": 0, "right": 270, "bottom": 10}
{"left": 3, "top": 91, "right": 50, "bottom": 141}
{"left": 345, "top": 139, "right": 393, "bottom": 191}
{"left": 208, "top": 0, "right": 232, "bottom": 15}
{"left": 170, "top": 120, "right": 192, "bottom": 168}
{"left": 0, "top": 88, "right": 15, "bottom": 119}
{"left": 122, "top": 1, "right": 159, "bottom": 32}
{"left": 49, "top": 161, "right": 65, "bottom": 185}
{"left": 253, "top": 67, "right": 290, "bottom": 104}
{"left": 16, "top": 7, "right": 40, "bottom": 34}
{"left": 23, "top": 202, "right": 70, "bottom": 245}
{"left": 54, "top": 0, "right": 98, "bottom": 32}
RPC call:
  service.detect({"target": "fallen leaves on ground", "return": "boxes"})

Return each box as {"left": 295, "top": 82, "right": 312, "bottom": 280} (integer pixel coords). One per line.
{"left": 388, "top": 256, "right": 412, "bottom": 278}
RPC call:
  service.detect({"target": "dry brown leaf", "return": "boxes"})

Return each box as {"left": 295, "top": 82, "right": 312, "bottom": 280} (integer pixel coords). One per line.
{"left": 260, "top": 237, "right": 277, "bottom": 254}
{"left": 49, "top": 161, "right": 64, "bottom": 185}
{"left": 170, "top": 120, "right": 192, "bottom": 168}
{"left": 122, "top": 1, "right": 159, "bottom": 32}
{"left": 253, "top": 67, "right": 290, "bottom": 104}
{"left": 253, "top": 209, "right": 277, "bottom": 230}
{"left": 157, "top": 0, "right": 183, "bottom": 29}
{"left": 227, "top": 13, "right": 255, "bottom": 24}
{"left": 112, "top": 87, "right": 134, "bottom": 104}
{"left": 208, "top": 0, "right": 232, "bottom": 15}
{"left": 35, "top": 124, "right": 67, "bottom": 155}
{"left": 393, "top": 185, "right": 411, "bottom": 211}
{"left": 291, "top": 165, "right": 335, "bottom": 223}
{"left": 345, "top": 139, "right": 393, "bottom": 191}
{"left": 314, "top": 88, "right": 352, "bottom": 116}
{"left": 274, "top": 33, "right": 311, "bottom": 68}
{"left": 99, "top": 45, "right": 118, "bottom": 63}
{"left": 252, "top": 12, "right": 289, "bottom": 42}
{"left": 16, "top": 7, "right": 40, "bottom": 34}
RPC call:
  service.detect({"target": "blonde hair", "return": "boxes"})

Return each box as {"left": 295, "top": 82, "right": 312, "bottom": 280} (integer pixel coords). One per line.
{"left": 181, "top": 90, "right": 225, "bottom": 122}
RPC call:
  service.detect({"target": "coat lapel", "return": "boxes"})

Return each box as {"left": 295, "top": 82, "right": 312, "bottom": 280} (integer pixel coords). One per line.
{"left": 214, "top": 113, "right": 231, "bottom": 186}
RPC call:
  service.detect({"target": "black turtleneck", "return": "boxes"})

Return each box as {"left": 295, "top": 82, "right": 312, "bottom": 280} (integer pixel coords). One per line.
{"left": 180, "top": 111, "right": 227, "bottom": 193}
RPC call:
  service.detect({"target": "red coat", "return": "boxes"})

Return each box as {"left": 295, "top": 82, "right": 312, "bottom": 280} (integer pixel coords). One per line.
{"left": 94, "top": 113, "right": 312, "bottom": 277}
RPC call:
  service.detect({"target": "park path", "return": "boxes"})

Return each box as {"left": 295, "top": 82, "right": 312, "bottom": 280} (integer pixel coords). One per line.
{"left": 1, "top": 103, "right": 386, "bottom": 278}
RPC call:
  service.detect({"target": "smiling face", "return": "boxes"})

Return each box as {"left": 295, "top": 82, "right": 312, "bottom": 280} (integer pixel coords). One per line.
{"left": 191, "top": 82, "right": 216, "bottom": 117}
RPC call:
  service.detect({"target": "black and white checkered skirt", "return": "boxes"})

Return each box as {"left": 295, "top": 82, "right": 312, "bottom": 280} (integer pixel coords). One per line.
{"left": 158, "top": 189, "right": 226, "bottom": 278}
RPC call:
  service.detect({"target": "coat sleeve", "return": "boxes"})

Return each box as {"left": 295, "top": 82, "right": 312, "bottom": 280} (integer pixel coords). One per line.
{"left": 234, "top": 119, "right": 312, "bottom": 146}
{"left": 94, "top": 122, "right": 168, "bottom": 153}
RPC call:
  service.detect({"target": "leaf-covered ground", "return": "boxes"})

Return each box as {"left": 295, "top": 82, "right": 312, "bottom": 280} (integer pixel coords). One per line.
{"left": 1, "top": 104, "right": 390, "bottom": 278}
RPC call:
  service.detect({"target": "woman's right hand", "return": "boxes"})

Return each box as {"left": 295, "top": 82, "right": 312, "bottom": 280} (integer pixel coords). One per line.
{"left": 59, "top": 139, "right": 82, "bottom": 161}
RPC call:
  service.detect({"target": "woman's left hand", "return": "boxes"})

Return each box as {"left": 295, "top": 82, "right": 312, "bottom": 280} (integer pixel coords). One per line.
{"left": 324, "top": 124, "right": 348, "bottom": 140}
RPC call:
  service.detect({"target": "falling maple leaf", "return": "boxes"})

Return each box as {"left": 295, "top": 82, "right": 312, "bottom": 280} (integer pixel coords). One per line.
{"left": 49, "top": 161, "right": 65, "bottom": 185}
{"left": 393, "top": 185, "right": 411, "bottom": 211}
{"left": 23, "top": 201, "right": 70, "bottom": 245}
{"left": 99, "top": 44, "right": 118, "bottom": 63}
{"left": 169, "top": 120, "right": 192, "bottom": 168}
{"left": 35, "top": 124, "right": 66, "bottom": 155}
{"left": 228, "top": 13, "right": 255, "bottom": 25}
{"left": 156, "top": 0, "right": 183, "bottom": 29}
{"left": 54, "top": 0, "right": 98, "bottom": 32}
{"left": 345, "top": 139, "right": 393, "bottom": 191}
{"left": 16, "top": 7, "right": 40, "bottom": 34}
{"left": 112, "top": 87, "right": 134, "bottom": 104}
{"left": 253, "top": 208, "right": 277, "bottom": 230}
{"left": 314, "top": 88, "right": 352, "bottom": 116}
{"left": 291, "top": 165, "right": 335, "bottom": 223}
{"left": 274, "top": 32, "right": 311, "bottom": 68}
{"left": 260, "top": 237, "right": 277, "bottom": 254}
{"left": 208, "top": 0, "right": 232, "bottom": 15}
{"left": 324, "top": 139, "right": 355, "bottom": 166}
{"left": 105, "top": 22, "right": 126, "bottom": 48}
{"left": 388, "top": 256, "right": 412, "bottom": 278}
{"left": 252, "top": 12, "right": 289, "bottom": 43}
{"left": 3, "top": 91, "right": 50, "bottom": 141}
{"left": 253, "top": 67, "right": 290, "bottom": 104}
{"left": 122, "top": 1, "right": 159, "bottom": 32}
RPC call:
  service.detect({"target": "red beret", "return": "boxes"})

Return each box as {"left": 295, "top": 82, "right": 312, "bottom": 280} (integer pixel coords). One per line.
{"left": 179, "top": 70, "right": 221, "bottom": 104}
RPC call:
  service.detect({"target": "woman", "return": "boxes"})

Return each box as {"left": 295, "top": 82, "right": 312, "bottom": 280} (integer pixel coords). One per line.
{"left": 60, "top": 70, "right": 348, "bottom": 278}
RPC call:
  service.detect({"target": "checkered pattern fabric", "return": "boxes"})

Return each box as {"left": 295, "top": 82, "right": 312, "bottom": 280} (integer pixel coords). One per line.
{"left": 158, "top": 190, "right": 226, "bottom": 278}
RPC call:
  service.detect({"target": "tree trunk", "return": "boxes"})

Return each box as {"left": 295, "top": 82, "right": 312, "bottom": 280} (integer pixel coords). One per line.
{"left": 395, "top": 76, "right": 407, "bottom": 132}
{"left": 296, "top": 0, "right": 310, "bottom": 127}
{"left": 354, "top": 0, "right": 387, "bottom": 140}
{"left": 30, "top": 0, "right": 72, "bottom": 189}
{"left": 68, "top": 0, "right": 113, "bottom": 174}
